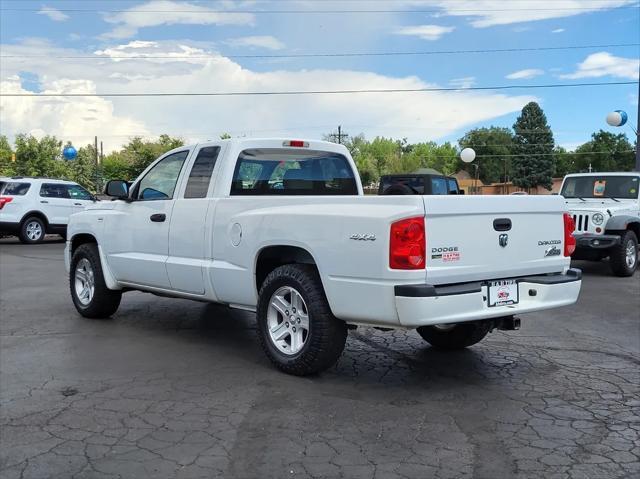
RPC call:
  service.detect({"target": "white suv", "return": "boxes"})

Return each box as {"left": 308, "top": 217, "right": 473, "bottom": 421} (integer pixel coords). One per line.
{"left": 0, "top": 177, "right": 96, "bottom": 243}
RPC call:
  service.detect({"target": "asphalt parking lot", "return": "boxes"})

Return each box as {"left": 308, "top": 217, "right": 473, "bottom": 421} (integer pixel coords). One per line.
{"left": 1, "top": 238, "right": 639, "bottom": 479}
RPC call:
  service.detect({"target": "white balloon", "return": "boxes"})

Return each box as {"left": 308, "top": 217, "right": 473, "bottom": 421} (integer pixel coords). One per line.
{"left": 460, "top": 147, "right": 476, "bottom": 163}
{"left": 606, "top": 111, "right": 623, "bottom": 127}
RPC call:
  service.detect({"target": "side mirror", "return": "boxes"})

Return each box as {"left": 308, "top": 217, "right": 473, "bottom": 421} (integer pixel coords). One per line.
{"left": 105, "top": 180, "right": 130, "bottom": 200}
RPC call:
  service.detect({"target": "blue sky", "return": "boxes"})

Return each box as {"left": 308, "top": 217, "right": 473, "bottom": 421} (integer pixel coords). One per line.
{"left": 0, "top": 0, "right": 638, "bottom": 152}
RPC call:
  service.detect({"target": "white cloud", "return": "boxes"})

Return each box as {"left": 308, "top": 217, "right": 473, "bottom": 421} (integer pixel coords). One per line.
{"left": 560, "top": 52, "right": 640, "bottom": 80}
{"left": 506, "top": 69, "right": 545, "bottom": 80}
{"left": 0, "top": 40, "right": 535, "bottom": 150}
{"left": 395, "top": 24, "right": 455, "bottom": 40}
{"left": 102, "top": 1, "right": 254, "bottom": 39}
{"left": 37, "top": 6, "right": 69, "bottom": 22}
{"left": 0, "top": 77, "right": 149, "bottom": 151}
{"left": 449, "top": 77, "right": 476, "bottom": 88}
{"left": 552, "top": 28, "right": 566, "bottom": 33}
{"left": 393, "top": 1, "right": 636, "bottom": 27}
{"left": 225, "top": 36, "right": 285, "bottom": 50}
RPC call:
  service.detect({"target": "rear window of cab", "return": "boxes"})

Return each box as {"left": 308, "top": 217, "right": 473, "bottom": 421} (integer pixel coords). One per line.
{"left": 230, "top": 149, "right": 357, "bottom": 196}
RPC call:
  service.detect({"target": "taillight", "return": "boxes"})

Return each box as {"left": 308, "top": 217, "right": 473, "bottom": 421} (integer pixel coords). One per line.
{"left": 390, "top": 216, "right": 426, "bottom": 269}
{"left": 0, "top": 197, "right": 13, "bottom": 210}
{"left": 564, "top": 212, "right": 576, "bottom": 257}
{"left": 283, "top": 140, "right": 308, "bottom": 148}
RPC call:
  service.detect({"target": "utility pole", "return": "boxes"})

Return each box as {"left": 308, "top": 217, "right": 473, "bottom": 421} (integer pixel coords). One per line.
{"left": 330, "top": 125, "right": 349, "bottom": 145}
{"left": 636, "top": 75, "right": 639, "bottom": 172}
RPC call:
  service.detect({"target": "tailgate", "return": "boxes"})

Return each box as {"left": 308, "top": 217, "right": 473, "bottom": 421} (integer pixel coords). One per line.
{"left": 423, "top": 195, "right": 569, "bottom": 285}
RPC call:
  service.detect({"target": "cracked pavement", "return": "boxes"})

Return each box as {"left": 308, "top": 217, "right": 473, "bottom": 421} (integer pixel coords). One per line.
{"left": 1, "top": 239, "right": 639, "bottom": 478}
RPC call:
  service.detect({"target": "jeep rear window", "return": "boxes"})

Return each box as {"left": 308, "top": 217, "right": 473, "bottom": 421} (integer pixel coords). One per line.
{"left": 230, "top": 149, "right": 357, "bottom": 196}
{"left": 1, "top": 182, "right": 31, "bottom": 196}
{"left": 561, "top": 176, "right": 639, "bottom": 199}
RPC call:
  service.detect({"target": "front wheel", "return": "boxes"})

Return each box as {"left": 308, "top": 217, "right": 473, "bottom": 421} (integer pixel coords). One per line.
{"left": 256, "top": 264, "right": 347, "bottom": 376}
{"left": 609, "top": 231, "right": 638, "bottom": 277}
{"left": 70, "top": 243, "right": 122, "bottom": 318}
{"left": 417, "top": 321, "right": 491, "bottom": 350}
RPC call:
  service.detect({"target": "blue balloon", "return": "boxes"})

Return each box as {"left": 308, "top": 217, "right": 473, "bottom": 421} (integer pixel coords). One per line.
{"left": 63, "top": 145, "right": 77, "bottom": 160}
{"left": 615, "top": 110, "right": 628, "bottom": 126}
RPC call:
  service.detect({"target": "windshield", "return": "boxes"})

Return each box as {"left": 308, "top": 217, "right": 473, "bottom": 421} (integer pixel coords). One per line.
{"left": 561, "top": 175, "right": 639, "bottom": 199}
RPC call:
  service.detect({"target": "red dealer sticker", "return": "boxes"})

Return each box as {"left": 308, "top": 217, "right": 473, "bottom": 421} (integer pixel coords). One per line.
{"left": 443, "top": 251, "right": 460, "bottom": 262}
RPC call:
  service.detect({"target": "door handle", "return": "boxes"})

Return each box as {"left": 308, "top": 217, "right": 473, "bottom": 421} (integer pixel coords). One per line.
{"left": 40, "top": 200, "right": 49, "bottom": 204}
{"left": 74, "top": 203, "right": 82, "bottom": 206}
{"left": 150, "top": 213, "right": 166, "bottom": 222}
{"left": 493, "top": 218, "right": 512, "bottom": 231}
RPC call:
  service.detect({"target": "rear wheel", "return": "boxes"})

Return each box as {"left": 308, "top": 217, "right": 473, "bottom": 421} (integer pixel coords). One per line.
{"left": 19, "top": 217, "right": 45, "bottom": 244}
{"left": 256, "top": 264, "right": 347, "bottom": 376}
{"left": 609, "top": 230, "right": 638, "bottom": 277}
{"left": 70, "top": 243, "right": 122, "bottom": 318}
{"left": 417, "top": 321, "right": 491, "bottom": 350}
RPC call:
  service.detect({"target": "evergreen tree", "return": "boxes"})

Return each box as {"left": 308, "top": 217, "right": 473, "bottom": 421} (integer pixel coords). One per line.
{"left": 512, "top": 102, "right": 555, "bottom": 190}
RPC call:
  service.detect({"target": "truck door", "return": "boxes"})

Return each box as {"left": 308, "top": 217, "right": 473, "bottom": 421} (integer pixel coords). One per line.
{"left": 103, "top": 150, "right": 190, "bottom": 288}
{"left": 167, "top": 145, "right": 222, "bottom": 295}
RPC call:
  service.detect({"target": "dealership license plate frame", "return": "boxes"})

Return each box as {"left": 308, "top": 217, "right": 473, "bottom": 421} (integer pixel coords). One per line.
{"left": 487, "top": 279, "right": 519, "bottom": 307}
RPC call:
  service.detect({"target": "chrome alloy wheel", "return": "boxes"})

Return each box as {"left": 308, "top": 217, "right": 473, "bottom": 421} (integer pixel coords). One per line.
{"left": 74, "top": 258, "right": 95, "bottom": 306}
{"left": 626, "top": 240, "right": 637, "bottom": 268}
{"left": 26, "top": 220, "right": 43, "bottom": 241}
{"left": 267, "top": 286, "right": 310, "bottom": 355}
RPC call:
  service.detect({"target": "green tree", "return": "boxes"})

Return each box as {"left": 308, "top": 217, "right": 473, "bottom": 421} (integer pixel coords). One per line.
{"left": 458, "top": 127, "right": 514, "bottom": 184}
{"left": 0, "top": 135, "right": 15, "bottom": 176}
{"left": 13, "top": 134, "right": 67, "bottom": 178}
{"left": 120, "top": 134, "right": 184, "bottom": 178}
{"left": 512, "top": 102, "right": 555, "bottom": 190}
{"left": 572, "top": 130, "right": 635, "bottom": 172}
{"left": 101, "top": 152, "right": 131, "bottom": 182}
{"left": 67, "top": 143, "right": 98, "bottom": 192}
{"left": 220, "top": 133, "right": 232, "bottom": 139}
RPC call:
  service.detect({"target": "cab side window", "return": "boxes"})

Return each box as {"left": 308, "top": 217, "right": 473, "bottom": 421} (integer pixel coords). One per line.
{"left": 40, "top": 183, "right": 69, "bottom": 198}
{"left": 184, "top": 147, "right": 220, "bottom": 198}
{"left": 134, "top": 151, "right": 189, "bottom": 201}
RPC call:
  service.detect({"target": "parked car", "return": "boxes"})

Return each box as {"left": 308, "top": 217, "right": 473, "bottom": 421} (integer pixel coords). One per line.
{"left": 0, "top": 177, "right": 97, "bottom": 243}
{"left": 65, "top": 139, "right": 582, "bottom": 375}
{"left": 560, "top": 172, "right": 639, "bottom": 276}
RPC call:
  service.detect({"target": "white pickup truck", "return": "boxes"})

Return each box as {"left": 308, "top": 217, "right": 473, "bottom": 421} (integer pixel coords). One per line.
{"left": 65, "top": 139, "right": 582, "bottom": 375}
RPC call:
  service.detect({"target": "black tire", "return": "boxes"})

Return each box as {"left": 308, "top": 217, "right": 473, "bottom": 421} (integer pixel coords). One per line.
{"left": 70, "top": 243, "right": 122, "bottom": 318}
{"left": 416, "top": 321, "right": 491, "bottom": 350}
{"left": 609, "top": 230, "right": 638, "bottom": 277}
{"left": 19, "top": 216, "right": 46, "bottom": 244}
{"left": 382, "top": 184, "right": 415, "bottom": 195}
{"left": 256, "top": 264, "right": 347, "bottom": 376}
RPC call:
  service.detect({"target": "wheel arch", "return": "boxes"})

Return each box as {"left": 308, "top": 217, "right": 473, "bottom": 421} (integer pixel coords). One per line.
{"left": 20, "top": 211, "right": 49, "bottom": 227}
{"left": 605, "top": 216, "right": 640, "bottom": 237}
{"left": 70, "top": 233, "right": 98, "bottom": 256}
{"left": 254, "top": 245, "right": 319, "bottom": 294}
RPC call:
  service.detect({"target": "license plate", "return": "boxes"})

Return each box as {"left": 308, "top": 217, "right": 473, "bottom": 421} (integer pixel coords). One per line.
{"left": 488, "top": 280, "right": 519, "bottom": 307}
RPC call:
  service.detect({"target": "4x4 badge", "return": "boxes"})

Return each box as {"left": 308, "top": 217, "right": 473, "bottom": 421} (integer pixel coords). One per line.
{"left": 499, "top": 234, "right": 509, "bottom": 247}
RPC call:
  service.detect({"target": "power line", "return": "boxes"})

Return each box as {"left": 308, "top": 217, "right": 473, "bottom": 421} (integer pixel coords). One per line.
{"left": 1, "top": 81, "right": 635, "bottom": 98}
{"left": 3, "top": 43, "right": 637, "bottom": 61}
{"left": 4, "top": 5, "right": 640, "bottom": 13}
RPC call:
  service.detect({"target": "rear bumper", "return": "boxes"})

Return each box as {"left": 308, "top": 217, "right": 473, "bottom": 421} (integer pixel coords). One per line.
{"left": 0, "top": 221, "right": 20, "bottom": 235}
{"left": 394, "top": 269, "right": 582, "bottom": 328}
{"left": 574, "top": 233, "right": 620, "bottom": 249}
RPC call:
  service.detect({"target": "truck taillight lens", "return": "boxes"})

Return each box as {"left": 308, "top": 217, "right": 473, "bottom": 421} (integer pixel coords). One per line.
{"left": 390, "top": 216, "right": 426, "bottom": 269}
{"left": 564, "top": 213, "right": 576, "bottom": 257}
{"left": 0, "top": 197, "right": 12, "bottom": 210}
